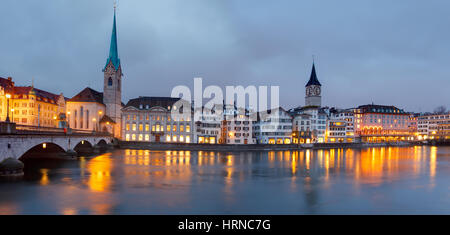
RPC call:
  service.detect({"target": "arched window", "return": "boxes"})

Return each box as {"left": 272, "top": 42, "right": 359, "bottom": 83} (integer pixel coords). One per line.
{"left": 108, "top": 77, "right": 113, "bottom": 86}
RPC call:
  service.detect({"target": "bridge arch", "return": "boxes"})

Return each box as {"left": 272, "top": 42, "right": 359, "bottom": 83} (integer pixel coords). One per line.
{"left": 19, "top": 142, "right": 67, "bottom": 161}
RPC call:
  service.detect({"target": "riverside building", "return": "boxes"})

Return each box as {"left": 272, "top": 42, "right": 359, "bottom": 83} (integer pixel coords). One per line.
{"left": 253, "top": 107, "right": 293, "bottom": 144}
{"left": 354, "top": 104, "right": 411, "bottom": 143}
{"left": 417, "top": 113, "right": 450, "bottom": 140}
{"left": 121, "top": 97, "right": 194, "bottom": 143}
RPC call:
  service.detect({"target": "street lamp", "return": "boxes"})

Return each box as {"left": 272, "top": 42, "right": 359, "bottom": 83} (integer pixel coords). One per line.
{"left": 5, "top": 93, "right": 11, "bottom": 122}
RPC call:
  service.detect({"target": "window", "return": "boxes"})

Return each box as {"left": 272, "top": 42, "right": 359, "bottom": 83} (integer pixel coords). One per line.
{"left": 125, "top": 134, "right": 130, "bottom": 141}
{"left": 132, "top": 124, "right": 137, "bottom": 131}
{"left": 167, "top": 125, "right": 171, "bottom": 132}
{"left": 172, "top": 135, "right": 177, "bottom": 142}
{"left": 166, "top": 135, "right": 171, "bottom": 142}
{"left": 132, "top": 134, "right": 136, "bottom": 141}
{"left": 138, "top": 134, "right": 143, "bottom": 141}
{"left": 139, "top": 124, "right": 143, "bottom": 131}
{"left": 108, "top": 77, "right": 113, "bottom": 86}
{"left": 180, "top": 135, "right": 184, "bottom": 142}
{"left": 173, "top": 125, "right": 177, "bottom": 132}
{"left": 145, "top": 134, "right": 150, "bottom": 141}
{"left": 186, "top": 136, "right": 191, "bottom": 143}
{"left": 145, "top": 124, "right": 150, "bottom": 131}
{"left": 186, "top": 125, "right": 190, "bottom": 132}
{"left": 126, "top": 123, "right": 130, "bottom": 131}
{"left": 180, "top": 125, "right": 184, "bottom": 132}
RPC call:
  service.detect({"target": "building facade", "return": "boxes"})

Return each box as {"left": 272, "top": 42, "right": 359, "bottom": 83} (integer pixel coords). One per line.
{"left": 0, "top": 77, "right": 66, "bottom": 128}
{"left": 417, "top": 113, "right": 450, "bottom": 140}
{"left": 253, "top": 108, "right": 293, "bottom": 144}
{"left": 354, "top": 104, "right": 411, "bottom": 143}
{"left": 122, "top": 97, "right": 194, "bottom": 143}
{"left": 326, "top": 108, "right": 355, "bottom": 143}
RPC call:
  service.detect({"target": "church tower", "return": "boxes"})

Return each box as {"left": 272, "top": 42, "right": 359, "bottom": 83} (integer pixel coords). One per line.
{"left": 305, "top": 63, "right": 322, "bottom": 107}
{"left": 103, "top": 6, "right": 122, "bottom": 132}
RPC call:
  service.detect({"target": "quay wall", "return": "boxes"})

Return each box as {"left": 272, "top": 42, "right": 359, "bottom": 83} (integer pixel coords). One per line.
{"left": 118, "top": 141, "right": 424, "bottom": 152}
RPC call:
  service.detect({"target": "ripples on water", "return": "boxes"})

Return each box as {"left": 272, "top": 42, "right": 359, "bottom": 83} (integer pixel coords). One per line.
{"left": 0, "top": 146, "right": 449, "bottom": 214}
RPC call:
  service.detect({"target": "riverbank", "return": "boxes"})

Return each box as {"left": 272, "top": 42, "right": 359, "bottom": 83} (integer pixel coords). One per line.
{"left": 118, "top": 141, "right": 427, "bottom": 151}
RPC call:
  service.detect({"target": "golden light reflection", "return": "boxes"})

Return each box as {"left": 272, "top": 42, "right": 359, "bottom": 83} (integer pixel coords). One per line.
{"left": 430, "top": 146, "right": 437, "bottom": 180}
{"left": 86, "top": 153, "right": 113, "bottom": 192}
{"left": 40, "top": 169, "right": 49, "bottom": 186}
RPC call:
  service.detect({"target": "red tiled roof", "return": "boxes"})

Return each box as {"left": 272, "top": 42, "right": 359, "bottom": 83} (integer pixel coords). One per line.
{"left": 13, "top": 86, "right": 61, "bottom": 103}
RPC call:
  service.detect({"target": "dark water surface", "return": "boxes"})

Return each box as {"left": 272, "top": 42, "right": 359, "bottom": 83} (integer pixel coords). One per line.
{"left": 0, "top": 146, "right": 449, "bottom": 214}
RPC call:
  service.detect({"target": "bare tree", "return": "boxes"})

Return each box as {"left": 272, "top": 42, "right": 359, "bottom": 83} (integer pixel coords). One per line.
{"left": 434, "top": 106, "right": 447, "bottom": 114}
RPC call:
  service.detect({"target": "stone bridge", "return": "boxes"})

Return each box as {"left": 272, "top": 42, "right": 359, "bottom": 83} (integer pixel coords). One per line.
{"left": 0, "top": 122, "right": 114, "bottom": 166}
{"left": 0, "top": 133, "right": 114, "bottom": 162}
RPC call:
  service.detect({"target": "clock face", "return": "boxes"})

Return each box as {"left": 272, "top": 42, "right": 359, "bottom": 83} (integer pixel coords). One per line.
{"left": 314, "top": 87, "right": 321, "bottom": 96}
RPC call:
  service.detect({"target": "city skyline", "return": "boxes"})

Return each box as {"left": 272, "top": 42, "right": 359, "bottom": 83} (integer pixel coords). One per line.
{"left": 0, "top": 0, "right": 449, "bottom": 113}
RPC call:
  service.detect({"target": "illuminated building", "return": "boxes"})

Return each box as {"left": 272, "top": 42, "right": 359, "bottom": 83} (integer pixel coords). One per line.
{"left": 195, "top": 105, "right": 222, "bottom": 144}
{"left": 121, "top": 97, "right": 194, "bottom": 143}
{"left": 417, "top": 113, "right": 450, "bottom": 140}
{"left": 222, "top": 104, "right": 255, "bottom": 145}
{"left": 0, "top": 77, "right": 66, "bottom": 127}
{"left": 354, "top": 104, "right": 411, "bottom": 143}
{"left": 326, "top": 108, "right": 355, "bottom": 143}
{"left": 253, "top": 107, "right": 293, "bottom": 144}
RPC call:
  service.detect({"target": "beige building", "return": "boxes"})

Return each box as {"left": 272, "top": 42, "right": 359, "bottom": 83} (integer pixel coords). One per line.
{"left": 122, "top": 97, "right": 194, "bottom": 143}
{"left": 0, "top": 77, "right": 66, "bottom": 127}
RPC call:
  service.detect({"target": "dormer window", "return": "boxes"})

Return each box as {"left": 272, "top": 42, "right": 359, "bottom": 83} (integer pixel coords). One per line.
{"left": 139, "top": 104, "right": 143, "bottom": 109}
{"left": 145, "top": 105, "right": 149, "bottom": 109}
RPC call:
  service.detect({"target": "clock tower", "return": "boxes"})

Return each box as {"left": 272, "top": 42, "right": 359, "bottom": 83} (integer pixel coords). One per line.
{"left": 305, "top": 63, "right": 322, "bottom": 107}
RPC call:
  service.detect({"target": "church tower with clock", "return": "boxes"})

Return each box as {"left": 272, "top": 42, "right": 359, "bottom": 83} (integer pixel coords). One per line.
{"left": 305, "top": 63, "right": 322, "bottom": 107}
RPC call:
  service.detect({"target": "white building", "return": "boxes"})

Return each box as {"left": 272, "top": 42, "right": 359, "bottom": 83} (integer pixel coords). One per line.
{"left": 222, "top": 104, "right": 255, "bottom": 145}
{"left": 417, "top": 113, "right": 450, "bottom": 140}
{"left": 195, "top": 106, "right": 222, "bottom": 144}
{"left": 253, "top": 108, "right": 293, "bottom": 144}
{"left": 326, "top": 108, "right": 355, "bottom": 143}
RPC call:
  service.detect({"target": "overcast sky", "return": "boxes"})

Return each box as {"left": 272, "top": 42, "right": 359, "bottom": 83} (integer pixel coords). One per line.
{"left": 0, "top": 0, "right": 449, "bottom": 112}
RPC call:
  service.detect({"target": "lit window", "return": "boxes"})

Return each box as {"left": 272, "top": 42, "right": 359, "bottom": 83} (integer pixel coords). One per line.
{"left": 145, "top": 134, "right": 150, "bottom": 141}
{"left": 180, "top": 135, "right": 184, "bottom": 142}
{"left": 156, "top": 124, "right": 160, "bottom": 132}
{"left": 167, "top": 125, "right": 171, "bottom": 132}
{"left": 152, "top": 125, "right": 155, "bottom": 131}
{"left": 180, "top": 125, "right": 184, "bottom": 132}
{"left": 125, "top": 134, "right": 130, "bottom": 141}
{"left": 139, "top": 134, "right": 143, "bottom": 141}
{"left": 139, "top": 124, "right": 143, "bottom": 131}
{"left": 186, "top": 125, "right": 190, "bottom": 132}
{"left": 132, "top": 124, "right": 136, "bottom": 131}
{"left": 166, "top": 135, "right": 171, "bottom": 142}
{"left": 132, "top": 134, "right": 136, "bottom": 141}
{"left": 173, "top": 125, "right": 177, "bottom": 132}
{"left": 173, "top": 135, "right": 177, "bottom": 142}
{"left": 186, "top": 136, "right": 191, "bottom": 143}
{"left": 145, "top": 124, "right": 150, "bottom": 131}
{"left": 126, "top": 124, "right": 130, "bottom": 131}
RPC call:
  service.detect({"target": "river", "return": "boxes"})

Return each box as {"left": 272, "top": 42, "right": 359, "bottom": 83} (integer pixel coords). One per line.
{"left": 0, "top": 146, "right": 449, "bottom": 214}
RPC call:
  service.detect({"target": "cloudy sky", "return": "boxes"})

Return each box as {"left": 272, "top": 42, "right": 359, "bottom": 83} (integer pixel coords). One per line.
{"left": 0, "top": 0, "right": 449, "bottom": 112}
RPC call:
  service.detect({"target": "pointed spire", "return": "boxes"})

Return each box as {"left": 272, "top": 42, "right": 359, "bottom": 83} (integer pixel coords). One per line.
{"left": 104, "top": 5, "right": 120, "bottom": 71}
{"left": 305, "top": 62, "right": 321, "bottom": 87}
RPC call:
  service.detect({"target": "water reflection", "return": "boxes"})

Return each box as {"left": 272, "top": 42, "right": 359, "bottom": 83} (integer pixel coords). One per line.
{"left": 85, "top": 153, "right": 113, "bottom": 192}
{"left": 0, "top": 146, "right": 448, "bottom": 214}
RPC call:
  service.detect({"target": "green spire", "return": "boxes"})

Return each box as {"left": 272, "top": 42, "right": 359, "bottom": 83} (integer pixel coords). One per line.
{"left": 104, "top": 8, "right": 120, "bottom": 71}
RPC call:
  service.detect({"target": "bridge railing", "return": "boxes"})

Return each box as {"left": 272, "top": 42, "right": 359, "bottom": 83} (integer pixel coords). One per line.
{"left": 14, "top": 124, "right": 112, "bottom": 136}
